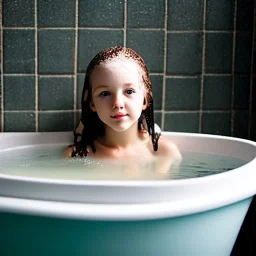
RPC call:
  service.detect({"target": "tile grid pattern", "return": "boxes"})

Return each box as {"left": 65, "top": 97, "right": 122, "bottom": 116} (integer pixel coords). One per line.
{"left": 0, "top": 0, "right": 2, "bottom": 130}
{"left": 73, "top": 0, "right": 79, "bottom": 129}
{"left": 1, "top": 0, "right": 255, "bottom": 139}
{"left": 231, "top": 0, "right": 238, "bottom": 136}
{"left": 34, "top": 0, "right": 38, "bottom": 132}
{"left": 249, "top": 3, "right": 256, "bottom": 139}
{"left": 160, "top": 0, "right": 168, "bottom": 129}
{"left": 198, "top": 0, "right": 206, "bottom": 133}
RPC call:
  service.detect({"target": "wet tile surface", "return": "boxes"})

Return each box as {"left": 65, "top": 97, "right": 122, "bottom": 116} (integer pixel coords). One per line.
{"left": 38, "top": 0, "right": 75, "bottom": 27}
{"left": 4, "top": 30, "right": 35, "bottom": 73}
{"left": 128, "top": 0, "right": 165, "bottom": 28}
{"left": 78, "top": 0, "right": 124, "bottom": 28}
{"left": 4, "top": 76, "right": 35, "bottom": 110}
{"left": 38, "top": 30, "right": 75, "bottom": 74}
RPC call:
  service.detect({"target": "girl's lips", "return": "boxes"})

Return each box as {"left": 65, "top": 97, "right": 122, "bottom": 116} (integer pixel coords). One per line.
{"left": 111, "top": 113, "right": 127, "bottom": 119}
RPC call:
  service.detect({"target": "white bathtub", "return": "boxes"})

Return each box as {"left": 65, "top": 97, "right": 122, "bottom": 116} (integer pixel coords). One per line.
{"left": 0, "top": 132, "right": 255, "bottom": 256}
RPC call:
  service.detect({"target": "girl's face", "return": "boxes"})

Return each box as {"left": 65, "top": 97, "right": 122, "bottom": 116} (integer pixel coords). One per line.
{"left": 90, "top": 58, "right": 147, "bottom": 132}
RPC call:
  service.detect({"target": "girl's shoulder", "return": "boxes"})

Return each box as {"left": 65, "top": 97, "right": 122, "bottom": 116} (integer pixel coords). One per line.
{"left": 156, "top": 135, "right": 182, "bottom": 161}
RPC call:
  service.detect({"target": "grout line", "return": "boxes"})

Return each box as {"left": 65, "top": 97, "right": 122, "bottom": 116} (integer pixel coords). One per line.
{"left": 161, "top": 110, "right": 231, "bottom": 114}
{"left": 123, "top": 0, "right": 127, "bottom": 47}
{"left": 34, "top": 0, "right": 38, "bottom": 132}
{"left": 38, "top": 74, "right": 74, "bottom": 78}
{"left": 3, "top": 27, "right": 35, "bottom": 30}
{"left": 165, "top": 75, "right": 201, "bottom": 79}
{"left": 4, "top": 73, "right": 35, "bottom": 76}
{"left": 161, "top": 0, "right": 168, "bottom": 130}
{"left": 78, "top": 27, "right": 123, "bottom": 31}
{"left": 73, "top": 0, "right": 79, "bottom": 129}
{"left": 0, "top": 0, "right": 3, "bottom": 131}
{"left": 2, "top": 27, "right": 238, "bottom": 33}
{"left": 4, "top": 110, "right": 75, "bottom": 113}
{"left": 3, "top": 74, "right": 75, "bottom": 77}
{"left": 231, "top": 0, "right": 238, "bottom": 137}
{"left": 167, "top": 30, "right": 234, "bottom": 34}
{"left": 248, "top": 4, "right": 256, "bottom": 139}
{"left": 203, "top": 73, "right": 232, "bottom": 77}
{"left": 199, "top": 0, "right": 207, "bottom": 133}
{"left": 125, "top": 28, "right": 164, "bottom": 31}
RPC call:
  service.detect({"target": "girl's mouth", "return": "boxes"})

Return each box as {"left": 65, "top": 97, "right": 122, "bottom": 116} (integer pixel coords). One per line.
{"left": 111, "top": 113, "right": 127, "bottom": 120}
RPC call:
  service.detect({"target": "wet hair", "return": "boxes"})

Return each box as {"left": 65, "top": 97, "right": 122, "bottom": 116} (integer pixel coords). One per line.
{"left": 71, "top": 46, "right": 161, "bottom": 157}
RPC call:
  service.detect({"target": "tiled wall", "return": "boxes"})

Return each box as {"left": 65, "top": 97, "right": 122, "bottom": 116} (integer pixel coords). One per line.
{"left": 0, "top": 0, "right": 255, "bottom": 139}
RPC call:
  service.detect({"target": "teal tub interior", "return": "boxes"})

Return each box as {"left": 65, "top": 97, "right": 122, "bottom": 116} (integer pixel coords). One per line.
{"left": 0, "top": 132, "right": 256, "bottom": 256}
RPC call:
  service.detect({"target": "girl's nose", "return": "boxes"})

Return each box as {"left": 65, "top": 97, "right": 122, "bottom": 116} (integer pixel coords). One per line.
{"left": 112, "top": 93, "right": 124, "bottom": 109}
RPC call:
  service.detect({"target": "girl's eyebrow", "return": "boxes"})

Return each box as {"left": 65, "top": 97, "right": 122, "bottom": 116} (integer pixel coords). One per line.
{"left": 92, "top": 85, "right": 109, "bottom": 93}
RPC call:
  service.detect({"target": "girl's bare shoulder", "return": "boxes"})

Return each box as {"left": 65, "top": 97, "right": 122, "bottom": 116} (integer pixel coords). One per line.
{"left": 156, "top": 136, "right": 182, "bottom": 160}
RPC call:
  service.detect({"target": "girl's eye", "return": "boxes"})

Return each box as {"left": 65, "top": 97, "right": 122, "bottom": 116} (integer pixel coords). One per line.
{"left": 126, "top": 89, "right": 135, "bottom": 95}
{"left": 99, "top": 91, "right": 110, "bottom": 97}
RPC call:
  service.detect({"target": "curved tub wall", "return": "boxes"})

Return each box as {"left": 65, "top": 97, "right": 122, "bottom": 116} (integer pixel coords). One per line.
{"left": 0, "top": 198, "right": 252, "bottom": 256}
{"left": 0, "top": 132, "right": 255, "bottom": 256}
{"left": 0, "top": 132, "right": 255, "bottom": 216}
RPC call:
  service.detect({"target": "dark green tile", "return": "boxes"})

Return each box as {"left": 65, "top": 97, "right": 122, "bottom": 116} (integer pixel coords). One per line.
{"left": 150, "top": 75, "right": 163, "bottom": 110}
{"left": 4, "top": 76, "right": 35, "bottom": 110}
{"left": 206, "top": 0, "right": 235, "bottom": 30}
{"left": 236, "top": 0, "right": 254, "bottom": 31}
{"left": 127, "top": 0, "right": 165, "bottom": 28}
{"left": 38, "top": 77, "right": 74, "bottom": 110}
{"left": 38, "top": 30, "right": 75, "bottom": 74}
{"left": 167, "top": 33, "right": 202, "bottom": 75}
{"left": 202, "top": 112, "right": 231, "bottom": 136}
{"left": 78, "top": 0, "right": 124, "bottom": 27}
{"left": 77, "top": 30, "right": 123, "bottom": 73}
{"left": 168, "top": 0, "right": 203, "bottom": 30}
{"left": 4, "top": 112, "right": 35, "bottom": 132}
{"left": 234, "top": 75, "right": 250, "bottom": 110}
{"left": 39, "top": 112, "right": 74, "bottom": 132}
{"left": 38, "top": 0, "right": 75, "bottom": 27}
{"left": 164, "top": 113, "right": 199, "bottom": 132}
{"left": 3, "top": 30, "right": 35, "bottom": 73}
{"left": 205, "top": 33, "right": 233, "bottom": 73}
{"left": 3, "top": 0, "right": 34, "bottom": 27}
{"left": 203, "top": 76, "right": 232, "bottom": 110}
{"left": 127, "top": 30, "right": 164, "bottom": 73}
{"left": 235, "top": 32, "right": 253, "bottom": 73}
{"left": 154, "top": 112, "right": 162, "bottom": 129}
{"left": 233, "top": 111, "right": 249, "bottom": 139}
{"left": 165, "top": 77, "right": 201, "bottom": 110}
{"left": 77, "top": 74, "right": 85, "bottom": 109}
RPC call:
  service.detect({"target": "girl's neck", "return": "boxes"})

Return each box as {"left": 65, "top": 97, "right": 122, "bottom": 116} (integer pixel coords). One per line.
{"left": 98, "top": 121, "right": 145, "bottom": 149}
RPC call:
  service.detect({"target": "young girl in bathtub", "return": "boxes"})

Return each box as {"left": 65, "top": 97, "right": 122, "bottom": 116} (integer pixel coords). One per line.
{"left": 64, "top": 46, "right": 181, "bottom": 175}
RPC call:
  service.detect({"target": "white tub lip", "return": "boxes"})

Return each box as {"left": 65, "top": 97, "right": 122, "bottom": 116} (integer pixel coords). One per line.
{"left": 0, "top": 131, "right": 256, "bottom": 220}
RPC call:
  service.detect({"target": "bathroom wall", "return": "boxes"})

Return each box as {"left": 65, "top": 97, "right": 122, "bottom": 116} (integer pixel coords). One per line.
{"left": 1, "top": 0, "right": 255, "bottom": 140}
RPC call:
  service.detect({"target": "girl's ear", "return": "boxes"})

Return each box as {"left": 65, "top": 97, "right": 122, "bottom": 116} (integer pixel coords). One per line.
{"left": 90, "top": 101, "right": 97, "bottom": 112}
{"left": 142, "top": 96, "right": 148, "bottom": 110}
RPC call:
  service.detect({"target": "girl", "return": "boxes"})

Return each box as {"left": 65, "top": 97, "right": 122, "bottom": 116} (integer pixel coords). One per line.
{"left": 64, "top": 46, "right": 181, "bottom": 174}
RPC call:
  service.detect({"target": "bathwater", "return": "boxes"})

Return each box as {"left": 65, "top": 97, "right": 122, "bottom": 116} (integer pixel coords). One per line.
{"left": 0, "top": 145, "right": 247, "bottom": 180}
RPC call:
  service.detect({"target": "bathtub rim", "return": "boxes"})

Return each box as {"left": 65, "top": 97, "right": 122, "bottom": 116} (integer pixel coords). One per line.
{"left": 0, "top": 131, "right": 256, "bottom": 220}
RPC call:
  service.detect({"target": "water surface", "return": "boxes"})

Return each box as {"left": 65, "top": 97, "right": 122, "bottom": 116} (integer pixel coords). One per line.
{"left": 0, "top": 145, "right": 247, "bottom": 181}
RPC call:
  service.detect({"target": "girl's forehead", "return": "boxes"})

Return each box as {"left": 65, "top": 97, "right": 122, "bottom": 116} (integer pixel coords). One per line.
{"left": 99, "top": 57, "right": 142, "bottom": 74}
{"left": 90, "top": 58, "right": 144, "bottom": 84}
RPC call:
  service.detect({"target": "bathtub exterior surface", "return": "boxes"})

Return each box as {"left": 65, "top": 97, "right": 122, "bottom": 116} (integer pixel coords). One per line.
{"left": 0, "top": 132, "right": 256, "bottom": 255}
{"left": 0, "top": 198, "right": 252, "bottom": 256}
